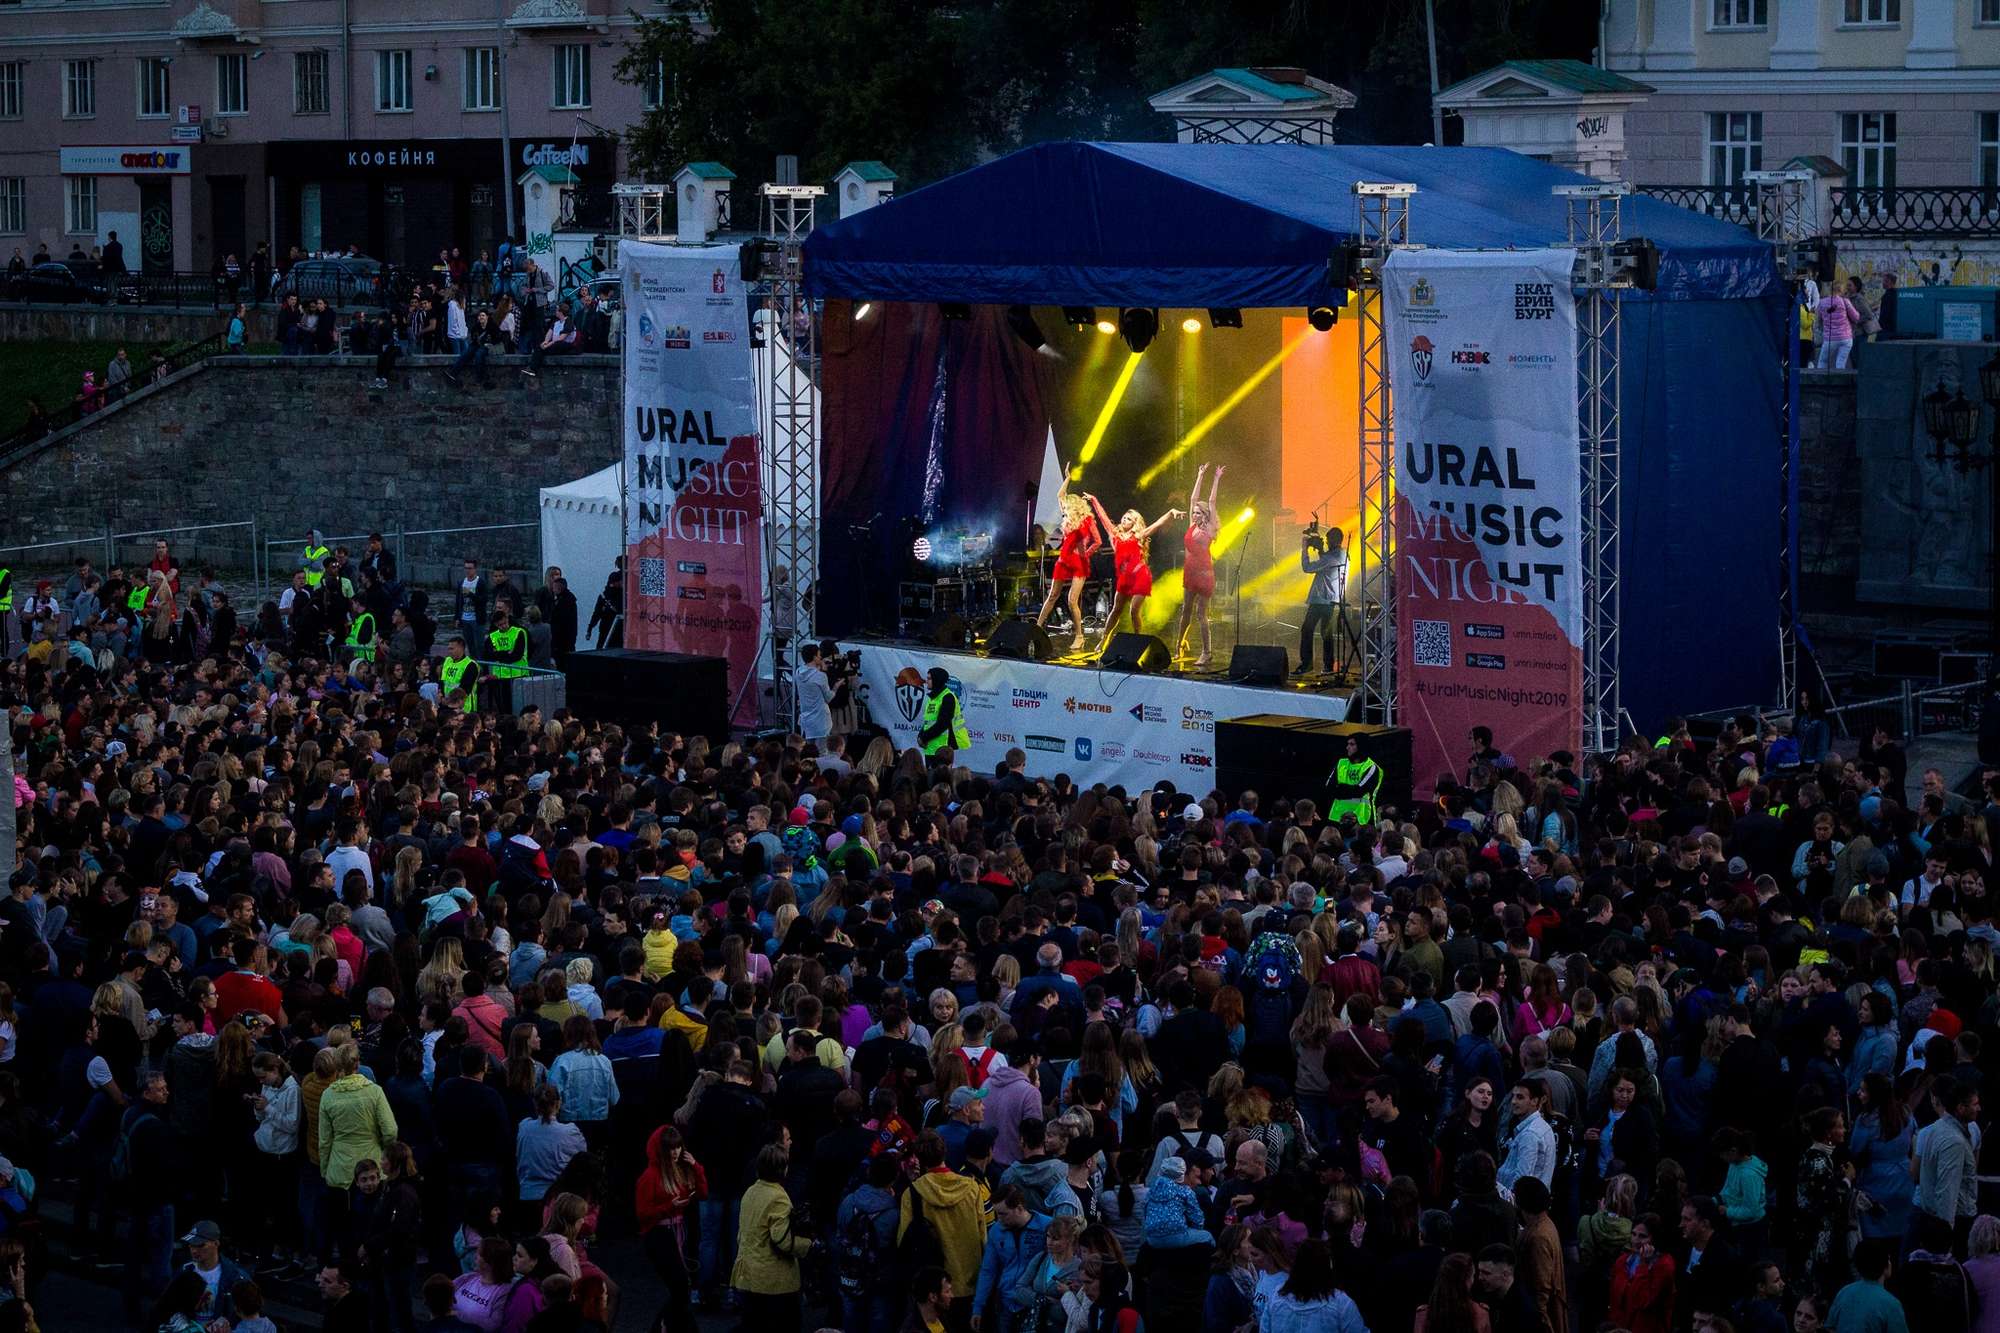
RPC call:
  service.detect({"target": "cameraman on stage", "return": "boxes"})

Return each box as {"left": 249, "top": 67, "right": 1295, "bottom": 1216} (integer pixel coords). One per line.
{"left": 1298, "top": 521, "right": 1347, "bottom": 674}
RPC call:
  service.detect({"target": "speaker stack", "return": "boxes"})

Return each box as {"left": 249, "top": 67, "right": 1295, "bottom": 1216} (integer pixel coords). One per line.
{"left": 1227, "top": 644, "right": 1289, "bottom": 685}
{"left": 1213, "top": 715, "right": 1413, "bottom": 815}
{"left": 563, "top": 649, "right": 730, "bottom": 742}
{"left": 1099, "top": 632, "right": 1171, "bottom": 673}
{"left": 986, "top": 620, "right": 1054, "bottom": 662}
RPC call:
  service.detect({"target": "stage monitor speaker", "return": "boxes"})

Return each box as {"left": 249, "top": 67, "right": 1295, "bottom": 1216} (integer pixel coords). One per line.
{"left": 1100, "top": 633, "right": 1170, "bottom": 673}
{"left": 1214, "top": 716, "right": 1413, "bottom": 816}
{"left": 987, "top": 619, "right": 1053, "bottom": 662}
{"left": 920, "top": 612, "right": 968, "bottom": 649}
{"left": 1228, "top": 644, "right": 1289, "bottom": 685}
{"left": 563, "top": 649, "right": 730, "bottom": 742}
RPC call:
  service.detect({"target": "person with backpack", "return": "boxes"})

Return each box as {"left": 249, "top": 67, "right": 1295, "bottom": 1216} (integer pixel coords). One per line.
{"left": 959, "top": 1013, "right": 1010, "bottom": 1092}
{"left": 900, "top": 1130, "right": 991, "bottom": 1320}
{"left": 1241, "top": 933, "right": 1307, "bottom": 1081}
{"left": 836, "top": 1153, "right": 905, "bottom": 1333}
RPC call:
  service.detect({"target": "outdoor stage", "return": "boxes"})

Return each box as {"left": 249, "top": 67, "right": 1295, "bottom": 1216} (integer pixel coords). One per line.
{"left": 840, "top": 637, "right": 1351, "bottom": 793}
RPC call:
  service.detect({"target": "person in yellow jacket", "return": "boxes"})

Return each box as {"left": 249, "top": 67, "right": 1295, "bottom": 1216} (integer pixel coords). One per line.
{"left": 315, "top": 1044, "right": 398, "bottom": 1191}
{"left": 733, "top": 1143, "right": 814, "bottom": 1325}
{"left": 899, "top": 1130, "right": 992, "bottom": 1304}
{"left": 440, "top": 634, "right": 482, "bottom": 714}
{"left": 343, "top": 595, "right": 378, "bottom": 664}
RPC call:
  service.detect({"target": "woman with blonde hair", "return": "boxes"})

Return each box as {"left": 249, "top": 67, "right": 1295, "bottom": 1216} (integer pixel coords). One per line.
{"left": 1086, "top": 491, "right": 1182, "bottom": 648}
{"left": 1035, "top": 483, "right": 1105, "bottom": 653}
{"left": 417, "top": 937, "right": 467, "bottom": 1007}
{"left": 991, "top": 954, "right": 1021, "bottom": 1010}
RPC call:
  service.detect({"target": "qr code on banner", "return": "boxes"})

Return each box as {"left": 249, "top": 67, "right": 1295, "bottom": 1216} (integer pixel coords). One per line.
{"left": 1413, "top": 620, "right": 1452, "bottom": 668}
{"left": 638, "top": 557, "right": 668, "bottom": 599}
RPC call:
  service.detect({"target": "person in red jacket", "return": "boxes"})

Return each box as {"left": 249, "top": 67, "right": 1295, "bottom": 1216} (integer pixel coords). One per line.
{"left": 636, "top": 1125, "right": 707, "bottom": 1333}
{"left": 1606, "top": 1213, "right": 1677, "bottom": 1333}
{"left": 451, "top": 969, "right": 507, "bottom": 1059}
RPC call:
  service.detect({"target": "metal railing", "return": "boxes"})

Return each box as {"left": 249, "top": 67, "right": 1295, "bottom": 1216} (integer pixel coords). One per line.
{"left": 1824, "top": 678, "right": 1983, "bottom": 741}
{"left": 1828, "top": 186, "right": 2000, "bottom": 238}
{"left": 262, "top": 522, "right": 540, "bottom": 598}
{"left": 0, "top": 332, "right": 227, "bottom": 466}
{"left": 1636, "top": 183, "right": 1757, "bottom": 224}
{"left": 0, "top": 520, "right": 261, "bottom": 584}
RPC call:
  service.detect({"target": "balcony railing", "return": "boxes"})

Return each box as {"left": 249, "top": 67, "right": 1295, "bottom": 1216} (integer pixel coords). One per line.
{"left": 1827, "top": 186, "right": 2000, "bottom": 238}
{"left": 1636, "top": 183, "right": 1757, "bottom": 224}
{"left": 0, "top": 332, "right": 227, "bottom": 466}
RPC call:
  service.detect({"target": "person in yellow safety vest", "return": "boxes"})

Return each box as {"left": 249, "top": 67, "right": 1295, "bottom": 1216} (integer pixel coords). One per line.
{"left": 0, "top": 561, "right": 11, "bottom": 656}
{"left": 917, "top": 666, "right": 969, "bottom": 762}
{"left": 1326, "top": 732, "right": 1383, "bottom": 825}
{"left": 344, "top": 597, "right": 378, "bottom": 664}
{"left": 439, "top": 635, "right": 482, "bottom": 714}
{"left": 302, "top": 529, "right": 331, "bottom": 590}
{"left": 485, "top": 608, "right": 529, "bottom": 680}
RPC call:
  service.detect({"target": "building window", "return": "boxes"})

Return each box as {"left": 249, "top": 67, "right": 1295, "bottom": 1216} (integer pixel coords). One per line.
{"left": 216, "top": 53, "right": 248, "bottom": 115}
{"left": 0, "top": 178, "right": 23, "bottom": 236}
{"left": 1710, "top": 0, "right": 1767, "bottom": 27}
{"left": 552, "top": 44, "right": 589, "bottom": 109}
{"left": 295, "top": 51, "right": 329, "bottom": 114}
{"left": 376, "top": 49, "right": 412, "bottom": 113}
{"left": 63, "top": 60, "right": 95, "bottom": 118}
{"left": 1982, "top": 111, "right": 1998, "bottom": 190}
{"left": 1842, "top": 0, "right": 1900, "bottom": 24}
{"left": 464, "top": 46, "right": 500, "bottom": 112}
{"left": 1982, "top": 0, "right": 2000, "bottom": 23}
{"left": 66, "top": 176, "right": 97, "bottom": 235}
{"left": 1841, "top": 112, "right": 1898, "bottom": 192}
{"left": 1707, "top": 112, "right": 1763, "bottom": 188}
{"left": 643, "top": 57, "right": 666, "bottom": 110}
{"left": 137, "top": 56, "right": 171, "bottom": 119}
{"left": 0, "top": 63, "right": 21, "bottom": 121}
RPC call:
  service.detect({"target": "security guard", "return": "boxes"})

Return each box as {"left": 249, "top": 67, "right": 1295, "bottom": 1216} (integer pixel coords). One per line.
{"left": 0, "top": 560, "right": 11, "bottom": 655}
{"left": 302, "top": 530, "right": 331, "bottom": 590}
{"left": 485, "top": 608, "right": 529, "bottom": 680}
{"left": 343, "top": 596, "right": 377, "bottom": 664}
{"left": 1327, "top": 732, "right": 1382, "bottom": 825}
{"left": 916, "top": 666, "right": 969, "bottom": 763}
{"left": 439, "top": 635, "right": 482, "bottom": 713}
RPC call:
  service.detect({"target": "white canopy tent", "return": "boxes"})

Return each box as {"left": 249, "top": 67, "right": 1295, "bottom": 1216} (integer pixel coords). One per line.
{"left": 538, "top": 464, "right": 623, "bottom": 620}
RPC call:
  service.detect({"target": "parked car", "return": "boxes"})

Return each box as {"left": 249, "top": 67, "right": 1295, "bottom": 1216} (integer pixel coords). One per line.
{"left": 5, "top": 261, "right": 109, "bottom": 305}
{"left": 273, "top": 256, "right": 388, "bottom": 305}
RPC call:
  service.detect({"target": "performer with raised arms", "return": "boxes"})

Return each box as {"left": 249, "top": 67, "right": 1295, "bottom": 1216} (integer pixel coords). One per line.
{"left": 1087, "top": 492, "right": 1181, "bottom": 651}
{"left": 1033, "top": 481, "right": 1102, "bottom": 653}
{"left": 1176, "top": 462, "right": 1224, "bottom": 669}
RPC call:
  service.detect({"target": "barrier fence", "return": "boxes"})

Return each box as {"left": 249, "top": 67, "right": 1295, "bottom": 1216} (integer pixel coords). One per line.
{"left": 1, "top": 520, "right": 260, "bottom": 586}
{"left": 261, "top": 522, "right": 540, "bottom": 600}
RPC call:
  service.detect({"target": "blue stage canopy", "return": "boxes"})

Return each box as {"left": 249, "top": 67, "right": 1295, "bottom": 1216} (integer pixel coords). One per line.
{"left": 803, "top": 141, "right": 1780, "bottom": 308}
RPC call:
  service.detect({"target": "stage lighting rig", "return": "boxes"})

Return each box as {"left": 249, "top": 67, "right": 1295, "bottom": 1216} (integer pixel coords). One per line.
{"left": 1118, "top": 307, "right": 1159, "bottom": 354}
{"left": 1180, "top": 317, "right": 1201, "bottom": 334}
{"left": 1608, "top": 238, "right": 1660, "bottom": 292}
{"left": 1307, "top": 305, "right": 1338, "bottom": 331}
{"left": 1207, "top": 308, "right": 1243, "bottom": 329}
{"left": 1062, "top": 306, "right": 1096, "bottom": 328}
{"left": 1006, "top": 304, "right": 1048, "bottom": 350}
{"left": 939, "top": 302, "right": 971, "bottom": 320}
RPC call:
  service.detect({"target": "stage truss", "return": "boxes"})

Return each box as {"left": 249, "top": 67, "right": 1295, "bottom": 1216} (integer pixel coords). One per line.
{"left": 1351, "top": 181, "right": 1637, "bottom": 756}
{"left": 759, "top": 183, "right": 823, "bottom": 731}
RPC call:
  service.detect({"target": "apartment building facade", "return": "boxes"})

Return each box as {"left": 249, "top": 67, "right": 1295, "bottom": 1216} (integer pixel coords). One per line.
{"left": 0, "top": 0, "right": 669, "bottom": 275}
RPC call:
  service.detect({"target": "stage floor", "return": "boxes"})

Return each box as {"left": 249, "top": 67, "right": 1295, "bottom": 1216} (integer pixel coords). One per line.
{"left": 840, "top": 637, "right": 1354, "bottom": 792}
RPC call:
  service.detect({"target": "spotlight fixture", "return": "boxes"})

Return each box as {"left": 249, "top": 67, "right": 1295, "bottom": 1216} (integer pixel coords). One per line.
{"left": 1327, "top": 240, "right": 1363, "bottom": 290}
{"left": 912, "top": 535, "right": 933, "bottom": 562}
{"left": 854, "top": 302, "right": 873, "bottom": 320}
{"left": 1118, "top": 307, "right": 1159, "bottom": 354}
{"left": 1094, "top": 318, "right": 1117, "bottom": 335}
{"left": 1005, "top": 304, "right": 1047, "bottom": 351}
{"left": 1207, "top": 308, "right": 1242, "bottom": 329}
{"left": 1608, "top": 238, "right": 1661, "bottom": 292}
{"left": 1181, "top": 317, "right": 1201, "bottom": 334}
{"left": 1062, "top": 306, "right": 1095, "bottom": 328}
{"left": 1307, "top": 304, "right": 1337, "bottom": 332}
{"left": 939, "top": 302, "right": 971, "bottom": 321}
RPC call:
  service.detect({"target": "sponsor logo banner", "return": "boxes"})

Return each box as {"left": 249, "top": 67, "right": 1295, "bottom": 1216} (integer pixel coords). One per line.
{"left": 1384, "top": 248, "right": 1583, "bottom": 799}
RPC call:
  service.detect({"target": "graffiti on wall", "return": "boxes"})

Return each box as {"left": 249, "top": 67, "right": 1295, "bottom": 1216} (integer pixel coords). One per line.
{"left": 1835, "top": 240, "right": 2000, "bottom": 293}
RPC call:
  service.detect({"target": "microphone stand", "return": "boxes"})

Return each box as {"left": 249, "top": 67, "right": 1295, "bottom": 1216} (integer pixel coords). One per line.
{"left": 1229, "top": 511, "right": 1255, "bottom": 671}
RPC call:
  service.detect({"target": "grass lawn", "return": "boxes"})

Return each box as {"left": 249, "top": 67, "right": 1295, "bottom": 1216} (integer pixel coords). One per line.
{"left": 0, "top": 339, "right": 175, "bottom": 436}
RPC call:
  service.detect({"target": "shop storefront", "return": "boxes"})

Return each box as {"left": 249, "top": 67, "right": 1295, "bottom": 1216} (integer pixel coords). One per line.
{"left": 271, "top": 136, "right": 616, "bottom": 271}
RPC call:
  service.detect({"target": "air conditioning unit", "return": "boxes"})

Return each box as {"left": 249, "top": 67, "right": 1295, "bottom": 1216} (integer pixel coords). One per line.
{"left": 204, "top": 116, "right": 229, "bottom": 137}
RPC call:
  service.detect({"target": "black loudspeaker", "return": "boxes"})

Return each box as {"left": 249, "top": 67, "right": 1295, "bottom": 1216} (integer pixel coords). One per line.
{"left": 1228, "top": 644, "right": 1289, "bottom": 685}
{"left": 987, "top": 619, "right": 1054, "bottom": 662}
{"left": 920, "top": 612, "right": 968, "bottom": 648}
{"left": 1214, "top": 716, "right": 1413, "bottom": 816}
{"left": 564, "top": 649, "right": 729, "bottom": 742}
{"left": 1100, "top": 632, "right": 1170, "bottom": 673}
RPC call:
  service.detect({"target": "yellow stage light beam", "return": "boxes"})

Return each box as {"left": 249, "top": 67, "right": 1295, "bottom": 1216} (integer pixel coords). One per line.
{"left": 1211, "top": 506, "right": 1257, "bottom": 558}
{"left": 1140, "top": 570, "right": 1185, "bottom": 632}
{"left": 1076, "top": 350, "right": 1143, "bottom": 467}
{"left": 1138, "top": 330, "right": 1312, "bottom": 489}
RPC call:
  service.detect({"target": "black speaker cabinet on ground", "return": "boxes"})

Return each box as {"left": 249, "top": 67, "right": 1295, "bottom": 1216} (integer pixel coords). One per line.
{"left": 564, "top": 649, "right": 730, "bottom": 742}
{"left": 1214, "top": 715, "right": 1413, "bottom": 815}
{"left": 987, "top": 619, "right": 1054, "bottom": 662}
{"left": 920, "top": 612, "right": 969, "bottom": 649}
{"left": 1227, "top": 644, "right": 1289, "bottom": 685}
{"left": 1100, "top": 632, "right": 1171, "bottom": 673}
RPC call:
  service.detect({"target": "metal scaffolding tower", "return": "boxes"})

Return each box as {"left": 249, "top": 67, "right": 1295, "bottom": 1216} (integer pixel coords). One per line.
{"left": 1556, "top": 182, "right": 1631, "bottom": 755}
{"left": 758, "top": 183, "right": 824, "bottom": 731}
{"left": 1352, "top": 182, "right": 1415, "bottom": 726}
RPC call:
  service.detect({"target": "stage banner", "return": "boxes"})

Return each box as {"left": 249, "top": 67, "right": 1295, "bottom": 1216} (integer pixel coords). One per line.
{"left": 621, "top": 241, "right": 762, "bottom": 725}
{"left": 839, "top": 642, "right": 1350, "bottom": 794}
{"left": 1383, "top": 249, "right": 1582, "bottom": 795}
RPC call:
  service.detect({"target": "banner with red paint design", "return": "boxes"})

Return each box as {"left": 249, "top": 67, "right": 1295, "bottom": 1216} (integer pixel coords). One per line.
{"left": 1383, "top": 249, "right": 1582, "bottom": 796}
{"left": 620, "top": 241, "right": 763, "bottom": 725}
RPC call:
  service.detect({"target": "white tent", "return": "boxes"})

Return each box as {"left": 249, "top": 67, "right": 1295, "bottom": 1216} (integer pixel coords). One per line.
{"left": 538, "top": 464, "right": 623, "bottom": 618}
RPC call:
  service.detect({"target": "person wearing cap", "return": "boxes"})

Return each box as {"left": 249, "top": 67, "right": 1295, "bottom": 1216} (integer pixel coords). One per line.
{"left": 917, "top": 667, "right": 969, "bottom": 764}
{"left": 938, "top": 1085, "right": 987, "bottom": 1169}
{"left": 179, "top": 1218, "right": 253, "bottom": 1325}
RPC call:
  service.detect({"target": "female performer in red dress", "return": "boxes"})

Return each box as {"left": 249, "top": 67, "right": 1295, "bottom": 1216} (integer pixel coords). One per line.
{"left": 1034, "top": 484, "right": 1101, "bottom": 653}
{"left": 1086, "top": 491, "right": 1181, "bottom": 651}
{"left": 1176, "top": 462, "right": 1224, "bottom": 668}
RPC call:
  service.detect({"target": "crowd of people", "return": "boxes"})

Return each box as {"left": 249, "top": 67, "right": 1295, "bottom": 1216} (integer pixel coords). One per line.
{"left": 3, "top": 539, "right": 2000, "bottom": 1333}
